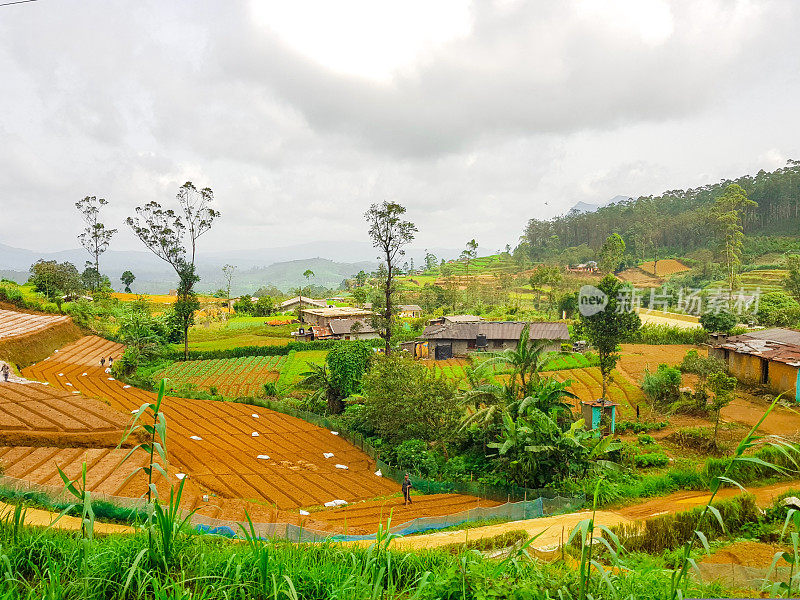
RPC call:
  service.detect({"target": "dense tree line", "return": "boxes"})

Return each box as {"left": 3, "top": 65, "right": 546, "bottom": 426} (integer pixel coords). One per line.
{"left": 519, "top": 161, "right": 800, "bottom": 261}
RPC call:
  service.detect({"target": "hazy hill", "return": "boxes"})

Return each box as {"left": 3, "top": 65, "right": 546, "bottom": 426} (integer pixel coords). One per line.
{"left": 567, "top": 195, "right": 632, "bottom": 215}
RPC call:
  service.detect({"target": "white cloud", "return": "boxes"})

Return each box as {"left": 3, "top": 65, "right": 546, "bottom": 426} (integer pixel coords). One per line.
{"left": 0, "top": 0, "right": 798, "bottom": 256}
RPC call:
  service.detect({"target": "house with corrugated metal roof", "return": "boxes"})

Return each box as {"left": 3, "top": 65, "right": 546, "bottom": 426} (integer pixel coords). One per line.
{"left": 710, "top": 328, "right": 800, "bottom": 402}
{"left": 280, "top": 296, "right": 328, "bottom": 312}
{"left": 414, "top": 321, "right": 570, "bottom": 359}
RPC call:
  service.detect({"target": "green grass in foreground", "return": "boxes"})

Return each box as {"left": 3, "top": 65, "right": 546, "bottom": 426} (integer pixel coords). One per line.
{"left": 0, "top": 521, "right": 726, "bottom": 599}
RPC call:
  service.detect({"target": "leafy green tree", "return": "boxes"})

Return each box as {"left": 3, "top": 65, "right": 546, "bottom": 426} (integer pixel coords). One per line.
{"left": 364, "top": 201, "right": 417, "bottom": 354}
{"left": 75, "top": 196, "right": 117, "bottom": 291}
{"left": 598, "top": 233, "right": 626, "bottom": 274}
{"left": 253, "top": 295, "right": 275, "bottom": 317}
{"left": 529, "top": 265, "right": 562, "bottom": 312}
{"left": 710, "top": 183, "right": 757, "bottom": 295}
{"left": 756, "top": 291, "right": 800, "bottom": 327}
{"left": 481, "top": 325, "right": 548, "bottom": 390}
{"left": 126, "top": 182, "right": 219, "bottom": 361}
{"left": 460, "top": 239, "right": 478, "bottom": 276}
{"left": 120, "top": 270, "right": 135, "bottom": 293}
{"left": 699, "top": 310, "right": 737, "bottom": 333}
{"left": 354, "top": 270, "right": 368, "bottom": 287}
{"left": 424, "top": 250, "right": 438, "bottom": 271}
{"left": 575, "top": 275, "right": 641, "bottom": 399}
{"left": 28, "top": 259, "right": 83, "bottom": 302}
{"left": 233, "top": 295, "right": 254, "bottom": 314}
{"left": 301, "top": 269, "right": 315, "bottom": 310}
{"left": 680, "top": 349, "right": 725, "bottom": 410}
{"left": 362, "top": 353, "right": 459, "bottom": 445}
{"left": 784, "top": 254, "right": 800, "bottom": 303}
{"left": 323, "top": 341, "right": 372, "bottom": 414}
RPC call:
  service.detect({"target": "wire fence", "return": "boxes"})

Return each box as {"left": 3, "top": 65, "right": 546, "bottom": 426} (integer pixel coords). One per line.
{"left": 0, "top": 473, "right": 583, "bottom": 543}
{"left": 0, "top": 401, "right": 584, "bottom": 542}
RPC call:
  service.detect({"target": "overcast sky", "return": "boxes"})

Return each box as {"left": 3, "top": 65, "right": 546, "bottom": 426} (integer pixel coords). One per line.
{"left": 1, "top": 0, "right": 799, "bottom": 256}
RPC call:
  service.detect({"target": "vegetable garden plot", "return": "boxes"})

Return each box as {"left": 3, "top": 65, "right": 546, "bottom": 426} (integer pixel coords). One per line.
{"left": 21, "top": 336, "right": 403, "bottom": 511}
{"left": 159, "top": 355, "right": 287, "bottom": 397}
{"left": 551, "top": 367, "right": 644, "bottom": 420}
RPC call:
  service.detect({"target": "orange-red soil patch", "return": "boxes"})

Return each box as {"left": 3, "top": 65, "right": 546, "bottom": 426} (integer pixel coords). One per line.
{"left": 22, "top": 336, "right": 399, "bottom": 512}
{"left": 0, "top": 381, "right": 128, "bottom": 447}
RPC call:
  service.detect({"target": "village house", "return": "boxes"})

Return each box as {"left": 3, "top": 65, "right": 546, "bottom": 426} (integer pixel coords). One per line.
{"left": 293, "top": 318, "right": 379, "bottom": 342}
{"left": 280, "top": 296, "right": 328, "bottom": 312}
{"left": 408, "top": 321, "right": 570, "bottom": 360}
{"left": 361, "top": 303, "right": 422, "bottom": 318}
{"left": 710, "top": 328, "right": 800, "bottom": 402}
{"left": 299, "top": 306, "right": 374, "bottom": 327}
{"left": 397, "top": 304, "right": 423, "bottom": 318}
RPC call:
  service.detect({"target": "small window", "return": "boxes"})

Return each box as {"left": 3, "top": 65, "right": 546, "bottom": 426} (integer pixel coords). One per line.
{"left": 467, "top": 339, "right": 476, "bottom": 349}
{"left": 493, "top": 340, "right": 504, "bottom": 348}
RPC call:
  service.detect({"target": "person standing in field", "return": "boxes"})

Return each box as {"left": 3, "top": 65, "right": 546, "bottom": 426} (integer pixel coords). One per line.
{"left": 100, "top": 357, "right": 105, "bottom": 367}
{"left": 1, "top": 364, "right": 9, "bottom": 382}
{"left": 402, "top": 473, "right": 413, "bottom": 506}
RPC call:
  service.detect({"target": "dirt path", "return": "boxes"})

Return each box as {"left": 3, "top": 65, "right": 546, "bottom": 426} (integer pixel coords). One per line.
{"left": 722, "top": 396, "right": 800, "bottom": 437}
{"left": 348, "top": 479, "right": 800, "bottom": 552}
{"left": 346, "top": 510, "right": 630, "bottom": 551}
{"left": 616, "top": 479, "right": 800, "bottom": 520}
{"left": 0, "top": 500, "right": 133, "bottom": 534}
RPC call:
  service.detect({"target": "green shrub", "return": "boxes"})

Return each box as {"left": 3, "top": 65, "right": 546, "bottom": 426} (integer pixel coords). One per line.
{"left": 616, "top": 420, "right": 668, "bottom": 434}
{"left": 630, "top": 323, "right": 708, "bottom": 345}
{"left": 634, "top": 452, "right": 669, "bottom": 468}
{"left": 609, "top": 494, "right": 759, "bottom": 554}
{"left": 262, "top": 382, "right": 278, "bottom": 396}
{"left": 642, "top": 364, "right": 682, "bottom": 405}
{"left": 637, "top": 434, "right": 655, "bottom": 445}
{"left": 395, "top": 439, "right": 439, "bottom": 478}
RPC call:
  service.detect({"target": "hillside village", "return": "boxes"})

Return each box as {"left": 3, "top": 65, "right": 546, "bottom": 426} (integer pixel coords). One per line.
{"left": 2, "top": 163, "right": 800, "bottom": 598}
{"left": 3, "top": 2, "right": 800, "bottom": 598}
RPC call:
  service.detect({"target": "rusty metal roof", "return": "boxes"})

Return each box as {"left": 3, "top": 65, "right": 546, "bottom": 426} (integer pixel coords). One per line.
{"left": 742, "top": 328, "right": 800, "bottom": 346}
{"left": 420, "top": 321, "right": 569, "bottom": 341}
{"left": 715, "top": 331, "right": 800, "bottom": 368}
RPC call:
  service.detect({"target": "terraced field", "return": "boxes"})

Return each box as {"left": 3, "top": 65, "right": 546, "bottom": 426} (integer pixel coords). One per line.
{"left": 551, "top": 367, "right": 645, "bottom": 420}
{"left": 639, "top": 259, "right": 690, "bottom": 276}
{"left": 0, "top": 306, "right": 501, "bottom": 533}
{"left": 23, "top": 337, "right": 397, "bottom": 512}
{"left": 0, "top": 309, "right": 71, "bottom": 339}
{"left": 0, "top": 381, "right": 128, "bottom": 447}
{"left": 708, "top": 268, "right": 788, "bottom": 294}
{"left": 159, "top": 355, "right": 287, "bottom": 397}
{"left": 309, "top": 493, "right": 499, "bottom": 534}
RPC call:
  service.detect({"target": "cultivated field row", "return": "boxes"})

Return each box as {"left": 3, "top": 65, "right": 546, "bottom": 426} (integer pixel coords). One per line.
{"left": 0, "top": 309, "right": 70, "bottom": 340}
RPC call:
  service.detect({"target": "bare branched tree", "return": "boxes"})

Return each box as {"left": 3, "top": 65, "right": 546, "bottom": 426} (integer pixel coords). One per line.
{"left": 126, "top": 182, "right": 220, "bottom": 359}
{"left": 364, "top": 201, "right": 417, "bottom": 354}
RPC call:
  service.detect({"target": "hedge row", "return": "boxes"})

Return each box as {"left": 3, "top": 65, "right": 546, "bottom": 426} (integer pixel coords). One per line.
{"left": 167, "top": 338, "right": 385, "bottom": 361}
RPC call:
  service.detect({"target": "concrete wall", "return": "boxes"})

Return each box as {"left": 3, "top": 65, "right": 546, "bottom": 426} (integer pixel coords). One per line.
{"left": 712, "top": 347, "right": 799, "bottom": 398}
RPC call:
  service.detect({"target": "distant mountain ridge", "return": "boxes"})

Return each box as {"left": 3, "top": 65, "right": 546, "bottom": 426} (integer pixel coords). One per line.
{"left": 567, "top": 195, "right": 632, "bottom": 215}
{"left": 0, "top": 239, "right": 479, "bottom": 294}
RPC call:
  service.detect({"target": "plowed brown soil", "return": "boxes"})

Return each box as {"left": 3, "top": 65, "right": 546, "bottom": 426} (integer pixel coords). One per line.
{"left": 0, "top": 381, "right": 128, "bottom": 447}
{"left": 14, "top": 334, "right": 489, "bottom": 532}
